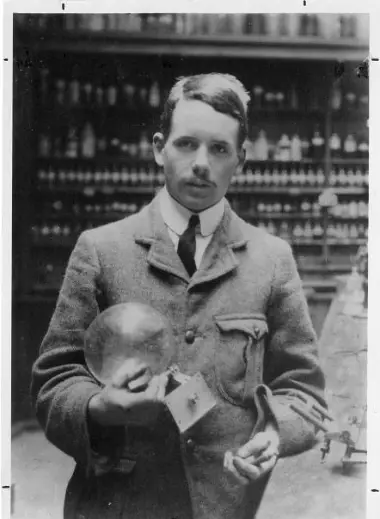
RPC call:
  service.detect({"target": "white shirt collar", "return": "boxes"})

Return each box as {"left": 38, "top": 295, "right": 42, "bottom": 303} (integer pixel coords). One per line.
{"left": 159, "top": 186, "right": 225, "bottom": 237}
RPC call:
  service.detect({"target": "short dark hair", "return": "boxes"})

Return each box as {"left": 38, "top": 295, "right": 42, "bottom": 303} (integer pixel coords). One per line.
{"left": 160, "top": 73, "right": 250, "bottom": 148}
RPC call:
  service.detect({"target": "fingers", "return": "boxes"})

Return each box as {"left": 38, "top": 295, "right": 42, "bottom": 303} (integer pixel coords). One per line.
{"left": 232, "top": 457, "right": 261, "bottom": 480}
{"left": 237, "top": 434, "right": 271, "bottom": 459}
{"left": 111, "top": 358, "right": 149, "bottom": 388}
{"left": 227, "top": 451, "right": 278, "bottom": 485}
{"left": 225, "top": 432, "right": 280, "bottom": 486}
{"left": 256, "top": 455, "right": 277, "bottom": 474}
{"left": 128, "top": 370, "right": 152, "bottom": 392}
{"left": 224, "top": 451, "right": 250, "bottom": 486}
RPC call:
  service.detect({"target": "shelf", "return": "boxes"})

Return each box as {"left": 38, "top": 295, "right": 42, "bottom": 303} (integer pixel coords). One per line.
{"left": 36, "top": 156, "right": 157, "bottom": 167}
{"left": 330, "top": 158, "right": 368, "bottom": 166}
{"left": 326, "top": 239, "right": 367, "bottom": 246}
{"left": 34, "top": 184, "right": 368, "bottom": 197}
{"left": 299, "top": 264, "right": 352, "bottom": 273}
{"left": 331, "top": 111, "right": 369, "bottom": 122}
{"left": 330, "top": 187, "right": 368, "bottom": 195}
{"left": 36, "top": 212, "right": 129, "bottom": 222}
{"left": 30, "top": 235, "right": 366, "bottom": 249}
{"left": 327, "top": 215, "right": 368, "bottom": 220}
{"left": 16, "top": 29, "right": 368, "bottom": 61}
{"left": 37, "top": 155, "right": 368, "bottom": 172}
{"left": 33, "top": 212, "right": 368, "bottom": 223}
{"left": 35, "top": 185, "right": 160, "bottom": 195}
{"left": 31, "top": 237, "right": 75, "bottom": 248}
{"left": 235, "top": 213, "right": 323, "bottom": 220}
{"left": 36, "top": 105, "right": 327, "bottom": 121}
{"left": 231, "top": 187, "right": 327, "bottom": 195}
{"left": 37, "top": 157, "right": 324, "bottom": 167}
{"left": 36, "top": 156, "right": 369, "bottom": 167}
{"left": 35, "top": 211, "right": 324, "bottom": 223}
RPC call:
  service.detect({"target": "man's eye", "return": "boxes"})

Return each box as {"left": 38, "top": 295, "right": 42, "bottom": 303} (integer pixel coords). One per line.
{"left": 212, "top": 144, "right": 228, "bottom": 154}
{"left": 177, "top": 140, "right": 197, "bottom": 150}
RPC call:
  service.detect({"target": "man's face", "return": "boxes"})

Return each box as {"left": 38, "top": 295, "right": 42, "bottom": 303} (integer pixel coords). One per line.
{"left": 153, "top": 99, "right": 244, "bottom": 212}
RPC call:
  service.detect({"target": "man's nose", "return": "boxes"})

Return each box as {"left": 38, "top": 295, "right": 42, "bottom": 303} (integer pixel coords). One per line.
{"left": 192, "top": 146, "right": 210, "bottom": 176}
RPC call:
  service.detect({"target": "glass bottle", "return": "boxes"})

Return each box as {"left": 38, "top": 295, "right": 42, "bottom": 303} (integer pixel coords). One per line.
{"left": 347, "top": 168, "right": 356, "bottom": 186}
{"left": 96, "top": 135, "right": 107, "bottom": 157}
{"left": 293, "top": 223, "right": 304, "bottom": 240}
{"left": 301, "top": 137, "right": 310, "bottom": 158}
{"left": 149, "top": 81, "right": 160, "bottom": 108}
{"left": 329, "top": 132, "right": 341, "bottom": 158}
{"left": 139, "top": 132, "right": 152, "bottom": 160}
{"left": 343, "top": 134, "right": 357, "bottom": 158}
{"left": 264, "top": 91, "right": 275, "bottom": 110}
{"left": 267, "top": 221, "right": 276, "bottom": 235}
{"left": 107, "top": 82, "right": 118, "bottom": 106}
{"left": 83, "top": 81, "right": 93, "bottom": 106}
{"left": 254, "top": 130, "right": 269, "bottom": 161}
{"left": 316, "top": 167, "right": 325, "bottom": 185}
{"left": 306, "top": 167, "right": 316, "bottom": 186}
{"left": 337, "top": 167, "right": 347, "bottom": 186}
{"left": 272, "top": 167, "right": 280, "bottom": 186}
{"left": 344, "top": 91, "right": 357, "bottom": 111}
{"left": 276, "top": 92, "right": 285, "bottom": 110}
{"left": 123, "top": 82, "right": 136, "bottom": 108}
{"left": 278, "top": 134, "right": 291, "bottom": 162}
{"left": 246, "top": 167, "right": 255, "bottom": 185}
{"left": 298, "top": 167, "right": 306, "bottom": 185}
{"left": 121, "top": 167, "right": 130, "bottom": 185}
{"left": 94, "top": 81, "right": 104, "bottom": 106}
{"left": 109, "top": 132, "right": 121, "bottom": 156}
{"left": 69, "top": 77, "right": 81, "bottom": 106}
{"left": 252, "top": 85, "right": 264, "bottom": 110}
{"left": 330, "top": 83, "right": 342, "bottom": 111}
{"left": 304, "top": 221, "right": 313, "bottom": 239}
{"left": 81, "top": 123, "right": 96, "bottom": 158}
{"left": 278, "top": 14, "right": 289, "bottom": 36}
{"left": 357, "top": 136, "right": 369, "bottom": 158}
{"left": 262, "top": 168, "right": 271, "bottom": 186}
{"left": 55, "top": 79, "right": 66, "bottom": 105}
{"left": 290, "top": 167, "right": 298, "bottom": 185}
{"left": 288, "top": 14, "right": 299, "bottom": 37}
{"left": 313, "top": 222, "right": 323, "bottom": 238}
{"left": 311, "top": 129, "right": 325, "bottom": 160}
{"left": 290, "top": 134, "right": 302, "bottom": 161}
{"left": 38, "top": 133, "right": 51, "bottom": 157}
{"left": 66, "top": 126, "right": 79, "bottom": 158}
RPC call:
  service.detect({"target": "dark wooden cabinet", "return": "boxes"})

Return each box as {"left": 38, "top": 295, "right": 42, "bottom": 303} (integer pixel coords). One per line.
{"left": 12, "top": 13, "right": 369, "bottom": 423}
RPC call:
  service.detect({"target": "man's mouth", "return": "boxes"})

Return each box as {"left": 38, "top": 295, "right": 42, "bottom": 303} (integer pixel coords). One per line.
{"left": 187, "top": 180, "right": 211, "bottom": 188}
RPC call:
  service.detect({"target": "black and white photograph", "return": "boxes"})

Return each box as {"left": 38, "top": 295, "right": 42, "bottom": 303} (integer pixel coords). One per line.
{"left": 3, "top": 2, "right": 379, "bottom": 518}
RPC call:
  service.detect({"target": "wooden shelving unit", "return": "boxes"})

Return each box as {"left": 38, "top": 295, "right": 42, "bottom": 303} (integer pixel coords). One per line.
{"left": 12, "top": 13, "right": 369, "bottom": 422}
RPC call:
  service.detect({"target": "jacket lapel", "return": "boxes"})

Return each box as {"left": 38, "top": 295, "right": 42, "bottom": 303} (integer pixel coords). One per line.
{"left": 189, "top": 202, "right": 247, "bottom": 289}
{"left": 134, "top": 195, "right": 190, "bottom": 283}
{"left": 134, "top": 194, "right": 248, "bottom": 286}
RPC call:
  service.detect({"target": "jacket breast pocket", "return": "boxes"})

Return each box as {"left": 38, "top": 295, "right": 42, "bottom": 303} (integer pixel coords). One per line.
{"left": 214, "top": 314, "right": 268, "bottom": 407}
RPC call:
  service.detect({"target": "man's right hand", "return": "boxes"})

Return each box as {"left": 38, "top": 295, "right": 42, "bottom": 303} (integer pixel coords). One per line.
{"left": 88, "top": 358, "right": 169, "bottom": 427}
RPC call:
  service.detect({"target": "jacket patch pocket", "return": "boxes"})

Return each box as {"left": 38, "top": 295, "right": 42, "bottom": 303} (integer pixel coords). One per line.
{"left": 214, "top": 314, "right": 268, "bottom": 407}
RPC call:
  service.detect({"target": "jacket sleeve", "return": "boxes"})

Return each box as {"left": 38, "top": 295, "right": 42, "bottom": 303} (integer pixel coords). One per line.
{"left": 30, "top": 231, "right": 125, "bottom": 471}
{"left": 263, "top": 239, "right": 328, "bottom": 457}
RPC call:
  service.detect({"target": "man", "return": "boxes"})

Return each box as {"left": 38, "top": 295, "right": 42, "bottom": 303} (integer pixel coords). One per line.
{"left": 31, "top": 73, "right": 327, "bottom": 519}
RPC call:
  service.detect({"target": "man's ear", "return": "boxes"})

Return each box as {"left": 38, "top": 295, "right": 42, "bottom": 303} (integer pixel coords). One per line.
{"left": 153, "top": 132, "right": 165, "bottom": 167}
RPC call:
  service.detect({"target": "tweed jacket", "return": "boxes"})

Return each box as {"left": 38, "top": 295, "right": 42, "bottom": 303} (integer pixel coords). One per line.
{"left": 31, "top": 193, "right": 327, "bottom": 519}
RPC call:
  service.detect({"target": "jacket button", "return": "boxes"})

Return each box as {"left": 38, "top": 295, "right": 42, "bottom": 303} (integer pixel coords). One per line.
{"left": 185, "top": 330, "right": 195, "bottom": 344}
{"left": 186, "top": 438, "right": 195, "bottom": 450}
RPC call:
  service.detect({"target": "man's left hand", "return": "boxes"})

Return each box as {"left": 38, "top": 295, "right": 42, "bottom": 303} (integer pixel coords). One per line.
{"left": 224, "top": 424, "right": 280, "bottom": 485}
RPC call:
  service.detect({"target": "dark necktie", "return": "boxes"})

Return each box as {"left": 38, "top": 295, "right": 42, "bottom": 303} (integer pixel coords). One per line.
{"left": 177, "top": 214, "right": 200, "bottom": 276}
